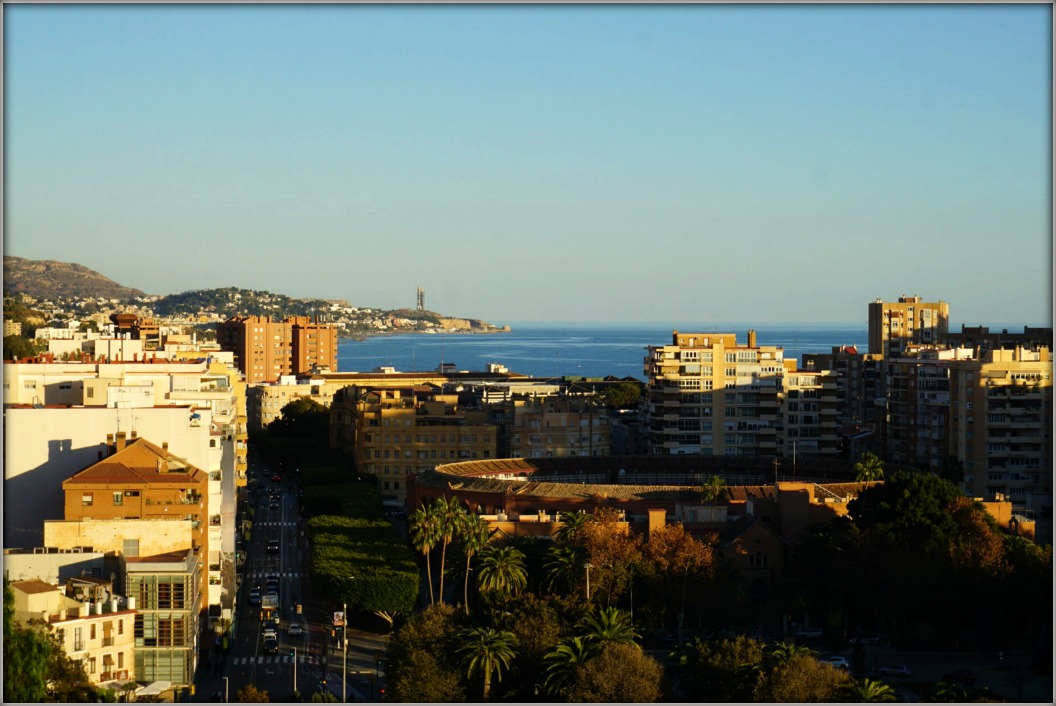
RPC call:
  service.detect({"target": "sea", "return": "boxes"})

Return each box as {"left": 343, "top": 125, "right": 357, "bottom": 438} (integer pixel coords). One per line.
{"left": 336, "top": 322, "right": 870, "bottom": 381}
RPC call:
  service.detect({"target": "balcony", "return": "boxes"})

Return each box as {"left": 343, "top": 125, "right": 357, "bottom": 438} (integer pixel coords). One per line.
{"left": 102, "top": 636, "right": 114, "bottom": 647}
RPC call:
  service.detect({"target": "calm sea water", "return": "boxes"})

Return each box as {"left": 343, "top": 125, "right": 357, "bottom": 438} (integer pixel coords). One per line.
{"left": 337, "top": 322, "right": 868, "bottom": 381}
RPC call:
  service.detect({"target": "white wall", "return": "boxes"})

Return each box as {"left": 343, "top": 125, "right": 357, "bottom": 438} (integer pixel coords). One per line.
{"left": 4, "top": 406, "right": 214, "bottom": 548}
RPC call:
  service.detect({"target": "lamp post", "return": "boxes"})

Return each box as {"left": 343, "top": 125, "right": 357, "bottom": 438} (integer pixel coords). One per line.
{"left": 222, "top": 676, "right": 229, "bottom": 703}
{"left": 342, "top": 601, "right": 347, "bottom": 704}
{"left": 585, "top": 562, "right": 593, "bottom": 601}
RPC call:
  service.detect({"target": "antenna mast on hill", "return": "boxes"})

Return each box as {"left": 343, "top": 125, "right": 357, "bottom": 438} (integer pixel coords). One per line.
{"left": 417, "top": 287, "right": 425, "bottom": 312}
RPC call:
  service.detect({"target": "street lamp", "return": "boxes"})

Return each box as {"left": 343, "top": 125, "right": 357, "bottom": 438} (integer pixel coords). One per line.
{"left": 342, "top": 600, "right": 347, "bottom": 704}
{"left": 585, "top": 562, "right": 593, "bottom": 601}
{"left": 222, "top": 676, "right": 229, "bottom": 703}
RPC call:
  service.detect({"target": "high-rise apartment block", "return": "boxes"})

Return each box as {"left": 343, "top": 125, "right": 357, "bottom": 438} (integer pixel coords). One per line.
{"left": 868, "top": 295, "right": 949, "bottom": 357}
{"left": 883, "top": 344, "right": 1052, "bottom": 538}
{"left": 643, "top": 330, "right": 839, "bottom": 458}
{"left": 217, "top": 315, "right": 338, "bottom": 384}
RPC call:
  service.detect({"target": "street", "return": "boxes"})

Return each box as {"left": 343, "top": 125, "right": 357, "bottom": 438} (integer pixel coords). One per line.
{"left": 193, "top": 462, "right": 390, "bottom": 703}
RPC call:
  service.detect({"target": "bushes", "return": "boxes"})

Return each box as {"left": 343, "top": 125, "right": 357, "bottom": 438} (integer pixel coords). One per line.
{"left": 308, "top": 514, "right": 418, "bottom": 615}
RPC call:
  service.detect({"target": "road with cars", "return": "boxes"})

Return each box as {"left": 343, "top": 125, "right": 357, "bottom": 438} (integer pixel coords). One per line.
{"left": 192, "top": 461, "right": 391, "bottom": 703}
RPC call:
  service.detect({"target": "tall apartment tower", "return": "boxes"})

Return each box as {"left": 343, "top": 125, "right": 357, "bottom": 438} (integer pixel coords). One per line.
{"left": 217, "top": 315, "right": 338, "bottom": 384}
{"left": 868, "top": 295, "right": 949, "bottom": 357}
{"left": 644, "top": 330, "right": 838, "bottom": 458}
{"left": 883, "top": 344, "right": 1052, "bottom": 540}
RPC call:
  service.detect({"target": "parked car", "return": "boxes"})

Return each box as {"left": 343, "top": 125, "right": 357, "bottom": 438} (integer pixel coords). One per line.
{"left": 795, "top": 627, "right": 824, "bottom": 638}
{"left": 879, "top": 665, "right": 912, "bottom": 677}
{"left": 287, "top": 622, "right": 304, "bottom": 637}
{"left": 821, "top": 656, "right": 849, "bottom": 669}
{"left": 941, "top": 669, "right": 976, "bottom": 685}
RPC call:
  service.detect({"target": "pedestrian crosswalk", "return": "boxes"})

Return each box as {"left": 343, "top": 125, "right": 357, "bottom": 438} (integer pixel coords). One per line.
{"left": 233, "top": 655, "right": 296, "bottom": 665}
{"left": 254, "top": 521, "right": 296, "bottom": 527}
{"left": 245, "top": 571, "right": 299, "bottom": 579}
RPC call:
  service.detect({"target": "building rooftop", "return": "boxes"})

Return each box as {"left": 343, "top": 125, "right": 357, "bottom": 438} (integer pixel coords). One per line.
{"left": 63, "top": 437, "right": 205, "bottom": 486}
{"left": 10, "top": 578, "right": 60, "bottom": 595}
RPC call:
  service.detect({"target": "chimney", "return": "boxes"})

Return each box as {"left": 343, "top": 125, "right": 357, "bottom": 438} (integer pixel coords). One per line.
{"left": 115, "top": 431, "right": 127, "bottom": 452}
{"left": 748, "top": 329, "right": 757, "bottom": 348}
{"left": 130, "top": 430, "right": 138, "bottom": 440}
{"left": 162, "top": 442, "right": 169, "bottom": 452}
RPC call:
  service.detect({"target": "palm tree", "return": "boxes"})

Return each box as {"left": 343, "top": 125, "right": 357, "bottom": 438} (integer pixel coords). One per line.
{"left": 456, "top": 626, "right": 517, "bottom": 701}
{"left": 843, "top": 677, "right": 897, "bottom": 702}
{"left": 459, "top": 513, "right": 492, "bottom": 614}
{"left": 543, "top": 544, "right": 583, "bottom": 595}
{"left": 408, "top": 505, "right": 439, "bottom": 605}
{"left": 433, "top": 496, "right": 466, "bottom": 605}
{"left": 476, "top": 544, "right": 528, "bottom": 598}
{"left": 765, "top": 640, "right": 816, "bottom": 669}
{"left": 700, "top": 474, "right": 727, "bottom": 502}
{"left": 543, "top": 636, "right": 597, "bottom": 697}
{"left": 853, "top": 451, "right": 885, "bottom": 482}
{"left": 582, "top": 606, "right": 639, "bottom": 647}
{"left": 553, "top": 510, "right": 589, "bottom": 545}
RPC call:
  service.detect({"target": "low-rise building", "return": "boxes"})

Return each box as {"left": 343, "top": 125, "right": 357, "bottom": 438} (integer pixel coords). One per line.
{"left": 8, "top": 578, "right": 137, "bottom": 687}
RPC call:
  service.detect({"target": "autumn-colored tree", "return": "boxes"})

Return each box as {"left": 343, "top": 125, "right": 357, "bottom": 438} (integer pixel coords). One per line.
{"left": 642, "top": 522, "right": 715, "bottom": 630}
{"left": 236, "top": 684, "right": 270, "bottom": 702}
{"left": 562, "top": 642, "right": 664, "bottom": 703}
{"left": 752, "top": 653, "right": 853, "bottom": 702}
{"left": 578, "top": 507, "right": 642, "bottom": 606}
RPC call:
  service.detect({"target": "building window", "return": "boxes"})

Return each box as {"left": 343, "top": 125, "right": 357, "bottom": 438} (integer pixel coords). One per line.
{"left": 90, "top": 624, "right": 96, "bottom": 640}
{"left": 118, "top": 652, "right": 124, "bottom": 669}
{"left": 113, "top": 492, "right": 123, "bottom": 506}
{"left": 82, "top": 494, "right": 93, "bottom": 506}
{"left": 118, "top": 619, "right": 123, "bottom": 635}
{"left": 89, "top": 657, "right": 96, "bottom": 674}
{"left": 87, "top": 388, "right": 94, "bottom": 398}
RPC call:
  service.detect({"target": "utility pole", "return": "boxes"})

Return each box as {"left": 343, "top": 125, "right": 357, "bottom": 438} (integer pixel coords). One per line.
{"left": 293, "top": 646, "right": 297, "bottom": 695}
{"left": 342, "top": 601, "right": 347, "bottom": 704}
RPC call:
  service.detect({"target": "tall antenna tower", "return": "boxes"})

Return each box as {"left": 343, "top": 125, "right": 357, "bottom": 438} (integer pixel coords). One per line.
{"left": 417, "top": 287, "right": 425, "bottom": 312}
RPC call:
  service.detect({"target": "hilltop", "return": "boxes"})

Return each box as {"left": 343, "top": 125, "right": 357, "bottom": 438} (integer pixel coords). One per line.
{"left": 4, "top": 256, "right": 146, "bottom": 300}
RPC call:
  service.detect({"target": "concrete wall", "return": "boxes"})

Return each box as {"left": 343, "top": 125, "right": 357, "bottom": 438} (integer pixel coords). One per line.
{"left": 44, "top": 519, "right": 194, "bottom": 558}
{"left": 3, "top": 550, "right": 106, "bottom": 585}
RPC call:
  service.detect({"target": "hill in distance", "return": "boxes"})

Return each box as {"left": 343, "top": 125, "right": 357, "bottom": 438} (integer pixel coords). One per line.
{"left": 4, "top": 256, "right": 146, "bottom": 301}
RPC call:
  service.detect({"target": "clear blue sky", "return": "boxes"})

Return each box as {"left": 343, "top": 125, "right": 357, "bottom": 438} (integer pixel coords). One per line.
{"left": 4, "top": 4, "right": 1052, "bottom": 325}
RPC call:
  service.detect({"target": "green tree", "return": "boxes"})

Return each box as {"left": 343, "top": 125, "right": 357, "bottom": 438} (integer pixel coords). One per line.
{"left": 268, "top": 397, "right": 330, "bottom": 441}
{"left": 544, "top": 636, "right": 598, "bottom": 698}
{"left": 843, "top": 677, "right": 898, "bottom": 702}
{"left": 672, "top": 634, "right": 766, "bottom": 702}
{"left": 385, "top": 603, "right": 466, "bottom": 703}
{"left": 853, "top": 451, "right": 886, "bottom": 482}
{"left": 456, "top": 627, "right": 518, "bottom": 702}
{"left": 433, "top": 496, "right": 466, "bottom": 605}
{"left": 765, "top": 640, "right": 817, "bottom": 670}
{"left": 553, "top": 509, "right": 589, "bottom": 545}
{"left": 544, "top": 544, "right": 584, "bottom": 595}
{"left": 4, "top": 582, "right": 49, "bottom": 703}
{"left": 563, "top": 642, "right": 663, "bottom": 703}
{"left": 598, "top": 381, "right": 643, "bottom": 409}
{"left": 476, "top": 544, "right": 528, "bottom": 598}
{"left": 699, "top": 474, "right": 728, "bottom": 502}
{"left": 488, "top": 593, "right": 563, "bottom": 699}
{"left": 581, "top": 606, "right": 639, "bottom": 648}
{"left": 409, "top": 505, "right": 440, "bottom": 605}
{"left": 3, "top": 334, "right": 40, "bottom": 361}
{"left": 458, "top": 512, "right": 492, "bottom": 614}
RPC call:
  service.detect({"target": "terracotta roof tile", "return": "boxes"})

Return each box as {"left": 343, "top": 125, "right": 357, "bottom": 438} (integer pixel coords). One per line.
{"left": 10, "top": 579, "right": 59, "bottom": 595}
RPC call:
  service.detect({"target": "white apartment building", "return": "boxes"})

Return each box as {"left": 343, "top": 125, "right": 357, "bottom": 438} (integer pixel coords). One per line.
{"left": 644, "top": 330, "right": 839, "bottom": 458}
